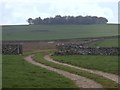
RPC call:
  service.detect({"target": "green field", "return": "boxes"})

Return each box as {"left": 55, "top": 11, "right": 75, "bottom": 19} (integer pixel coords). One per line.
{"left": 34, "top": 52, "right": 118, "bottom": 88}
{"left": 0, "top": 54, "right": 2, "bottom": 89}
{"left": 52, "top": 55, "right": 118, "bottom": 74}
{"left": 2, "top": 55, "right": 77, "bottom": 88}
{"left": 2, "top": 24, "right": 119, "bottom": 88}
{"left": 2, "top": 24, "right": 118, "bottom": 40}
{"left": 94, "top": 38, "right": 119, "bottom": 47}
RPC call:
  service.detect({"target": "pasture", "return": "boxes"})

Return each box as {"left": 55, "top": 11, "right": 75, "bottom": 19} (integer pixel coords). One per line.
{"left": 2, "top": 24, "right": 118, "bottom": 40}
{"left": 34, "top": 52, "right": 119, "bottom": 88}
{"left": 2, "top": 55, "right": 77, "bottom": 88}
{"left": 2, "top": 24, "right": 119, "bottom": 89}
{"left": 94, "top": 38, "right": 119, "bottom": 47}
{"left": 0, "top": 54, "right": 2, "bottom": 89}
{"left": 52, "top": 55, "right": 118, "bottom": 74}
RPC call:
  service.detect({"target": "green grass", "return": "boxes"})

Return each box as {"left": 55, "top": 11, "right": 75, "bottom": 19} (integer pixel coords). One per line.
{"left": 2, "top": 24, "right": 118, "bottom": 40}
{"left": 2, "top": 55, "right": 77, "bottom": 88}
{"left": 0, "top": 54, "right": 2, "bottom": 89}
{"left": 94, "top": 38, "right": 119, "bottom": 47}
{"left": 0, "top": 26, "right": 2, "bottom": 40}
{"left": 34, "top": 52, "right": 119, "bottom": 88}
{"left": 53, "top": 55, "right": 118, "bottom": 74}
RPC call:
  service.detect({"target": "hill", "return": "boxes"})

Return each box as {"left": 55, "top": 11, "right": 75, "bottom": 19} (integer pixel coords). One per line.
{"left": 2, "top": 24, "right": 119, "bottom": 41}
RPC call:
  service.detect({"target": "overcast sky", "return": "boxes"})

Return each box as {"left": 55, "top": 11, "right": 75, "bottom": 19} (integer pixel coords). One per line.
{"left": 0, "top": 0, "right": 119, "bottom": 25}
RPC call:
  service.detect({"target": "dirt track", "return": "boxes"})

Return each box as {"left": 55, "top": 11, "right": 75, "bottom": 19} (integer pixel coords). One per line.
{"left": 44, "top": 54, "right": 119, "bottom": 84}
{"left": 24, "top": 55, "right": 103, "bottom": 88}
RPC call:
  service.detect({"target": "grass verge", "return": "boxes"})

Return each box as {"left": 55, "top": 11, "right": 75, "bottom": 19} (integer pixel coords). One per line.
{"left": 33, "top": 52, "right": 119, "bottom": 89}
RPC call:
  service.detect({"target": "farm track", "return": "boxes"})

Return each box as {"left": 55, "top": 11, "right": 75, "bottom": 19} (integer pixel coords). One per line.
{"left": 44, "top": 54, "right": 120, "bottom": 84}
{"left": 24, "top": 55, "right": 104, "bottom": 88}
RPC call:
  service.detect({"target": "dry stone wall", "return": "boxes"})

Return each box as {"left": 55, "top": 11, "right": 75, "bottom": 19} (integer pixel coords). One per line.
{"left": 55, "top": 43, "right": 119, "bottom": 55}
{"left": 2, "top": 44, "right": 22, "bottom": 55}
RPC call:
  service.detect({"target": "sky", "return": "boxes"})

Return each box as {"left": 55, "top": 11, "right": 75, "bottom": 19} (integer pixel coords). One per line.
{"left": 0, "top": 0, "right": 119, "bottom": 25}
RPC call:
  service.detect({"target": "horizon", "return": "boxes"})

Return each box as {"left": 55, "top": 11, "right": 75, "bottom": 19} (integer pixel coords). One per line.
{"left": 1, "top": 23, "right": 119, "bottom": 26}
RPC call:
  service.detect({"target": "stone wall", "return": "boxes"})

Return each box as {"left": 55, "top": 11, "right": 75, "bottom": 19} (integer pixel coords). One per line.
{"left": 2, "top": 44, "right": 22, "bottom": 55}
{"left": 56, "top": 44, "right": 119, "bottom": 55}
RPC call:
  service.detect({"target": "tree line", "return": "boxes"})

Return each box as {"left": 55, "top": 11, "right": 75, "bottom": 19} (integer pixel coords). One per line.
{"left": 27, "top": 15, "right": 108, "bottom": 25}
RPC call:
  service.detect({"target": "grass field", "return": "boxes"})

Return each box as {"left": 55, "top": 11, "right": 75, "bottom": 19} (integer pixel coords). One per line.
{"left": 94, "top": 38, "right": 119, "bottom": 47}
{"left": 2, "top": 55, "right": 77, "bottom": 88}
{"left": 52, "top": 55, "right": 118, "bottom": 74}
{"left": 2, "top": 23, "right": 119, "bottom": 88}
{"left": 0, "top": 54, "right": 2, "bottom": 89}
{"left": 34, "top": 52, "right": 119, "bottom": 88}
{"left": 2, "top": 24, "right": 118, "bottom": 40}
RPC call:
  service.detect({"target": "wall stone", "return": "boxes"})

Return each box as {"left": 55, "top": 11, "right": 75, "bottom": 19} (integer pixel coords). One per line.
{"left": 2, "top": 44, "right": 22, "bottom": 55}
{"left": 55, "top": 43, "right": 119, "bottom": 55}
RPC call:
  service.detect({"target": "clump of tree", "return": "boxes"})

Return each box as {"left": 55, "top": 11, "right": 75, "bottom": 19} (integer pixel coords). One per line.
{"left": 27, "top": 15, "right": 108, "bottom": 25}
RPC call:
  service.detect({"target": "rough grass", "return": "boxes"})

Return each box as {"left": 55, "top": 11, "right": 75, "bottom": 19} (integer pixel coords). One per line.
{"left": 34, "top": 52, "right": 119, "bottom": 88}
{"left": 0, "top": 54, "right": 2, "bottom": 89}
{"left": 2, "top": 55, "right": 77, "bottom": 88}
{"left": 94, "top": 38, "right": 119, "bottom": 47}
{"left": 52, "top": 55, "right": 118, "bottom": 75}
{"left": 2, "top": 24, "right": 118, "bottom": 40}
